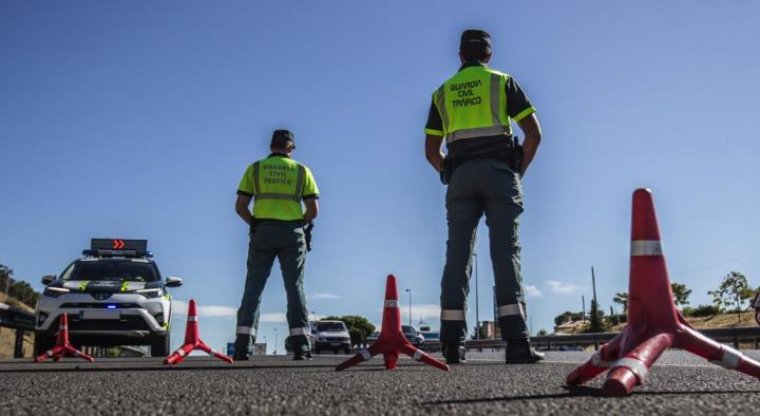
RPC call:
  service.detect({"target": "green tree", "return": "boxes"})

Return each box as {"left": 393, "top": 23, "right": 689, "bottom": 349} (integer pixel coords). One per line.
{"left": 612, "top": 292, "right": 628, "bottom": 314}
{"left": 324, "top": 315, "right": 376, "bottom": 347}
{"left": 589, "top": 299, "right": 605, "bottom": 332}
{"left": 708, "top": 271, "right": 754, "bottom": 321}
{"left": 671, "top": 282, "right": 692, "bottom": 308}
{"left": 537, "top": 329, "right": 548, "bottom": 336}
{"left": 554, "top": 311, "right": 583, "bottom": 327}
{"left": 0, "top": 264, "right": 13, "bottom": 294}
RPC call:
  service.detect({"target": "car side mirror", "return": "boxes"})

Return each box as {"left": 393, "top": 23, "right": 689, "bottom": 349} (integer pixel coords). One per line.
{"left": 165, "top": 276, "right": 184, "bottom": 287}
{"left": 41, "top": 275, "right": 56, "bottom": 285}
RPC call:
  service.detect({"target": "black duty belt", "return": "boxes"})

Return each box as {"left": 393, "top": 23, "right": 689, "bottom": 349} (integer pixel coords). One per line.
{"left": 255, "top": 219, "right": 304, "bottom": 225}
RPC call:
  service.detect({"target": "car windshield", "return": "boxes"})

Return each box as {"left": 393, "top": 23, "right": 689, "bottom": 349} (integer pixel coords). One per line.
{"left": 402, "top": 325, "right": 416, "bottom": 334}
{"left": 65, "top": 260, "right": 159, "bottom": 282}
{"left": 317, "top": 322, "right": 345, "bottom": 332}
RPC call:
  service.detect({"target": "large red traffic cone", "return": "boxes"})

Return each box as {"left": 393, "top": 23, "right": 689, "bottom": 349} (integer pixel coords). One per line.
{"left": 567, "top": 188, "right": 760, "bottom": 396}
{"left": 34, "top": 313, "right": 94, "bottom": 363}
{"left": 164, "top": 299, "right": 233, "bottom": 365}
{"left": 336, "top": 275, "right": 449, "bottom": 372}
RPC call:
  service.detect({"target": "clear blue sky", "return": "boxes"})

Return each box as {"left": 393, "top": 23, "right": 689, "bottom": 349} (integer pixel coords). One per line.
{"left": 1, "top": 1, "right": 758, "bottom": 354}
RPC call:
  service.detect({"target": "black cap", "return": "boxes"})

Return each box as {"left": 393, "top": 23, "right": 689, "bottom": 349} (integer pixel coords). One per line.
{"left": 270, "top": 129, "right": 295, "bottom": 149}
{"left": 460, "top": 29, "right": 492, "bottom": 55}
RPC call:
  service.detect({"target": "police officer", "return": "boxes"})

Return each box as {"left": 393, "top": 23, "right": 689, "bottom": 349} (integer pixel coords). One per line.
{"left": 233, "top": 129, "right": 320, "bottom": 361}
{"left": 424, "top": 30, "right": 544, "bottom": 364}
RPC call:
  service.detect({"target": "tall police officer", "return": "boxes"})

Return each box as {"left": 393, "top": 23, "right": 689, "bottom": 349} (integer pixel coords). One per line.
{"left": 233, "top": 129, "right": 320, "bottom": 361}
{"left": 424, "top": 30, "right": 544, "bottom": 364}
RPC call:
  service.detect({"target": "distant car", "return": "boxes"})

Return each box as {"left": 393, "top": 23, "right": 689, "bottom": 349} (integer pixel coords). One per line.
{"left": 419, "top": 324, "right": 440, "bottom": 342}
{"left": 35, "top": 239, "right": 183, "bottom": 357}
{"left": 366, "top": 326, "right": 425, "bottom": 348}
{"left": 365, "top": 331, "right": 380, "bottom": 346}
{"left": 310, "top": 320, "right": 351, "bottom": 354}
{"left": 402, "top": 325, "right": 425, "bottom": 347}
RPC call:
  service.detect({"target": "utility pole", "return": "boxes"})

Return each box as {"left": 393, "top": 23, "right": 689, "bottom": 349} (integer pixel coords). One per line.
{"left": 405, "top": 289, "right": 412, "bottom": 327}
{"left": 473, "top": 252, "right": 479, "bottom": 340}
{"left": 592, "top": 266, "right": 598, "bottom": 308}
{"left": 582, "top": 295, "right": 586, "bottom": 321}
{"left": 590, "top": 266, "right": 602, "bottom": 332}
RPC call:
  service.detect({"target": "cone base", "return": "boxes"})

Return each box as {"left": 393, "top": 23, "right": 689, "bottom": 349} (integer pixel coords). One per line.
{"left": 602, "top": 368, "right": 638, "bottom": 397}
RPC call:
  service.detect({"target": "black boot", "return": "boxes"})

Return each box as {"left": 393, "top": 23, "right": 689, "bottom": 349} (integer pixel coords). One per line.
{"left": 505, "top": 339, "right": 545, "bottom": 364}
{"left": 233, "top": 335, "right": 250, "bottom": 361}
{"left": 293, "top": 349, "right": 313, "bottom": 361}
{"left": 442, "top": 342, "right": 467, "bottom": 364}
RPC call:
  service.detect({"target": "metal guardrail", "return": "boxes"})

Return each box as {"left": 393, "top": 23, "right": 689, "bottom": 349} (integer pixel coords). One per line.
{"left": 0, "top": 302, "right": 36, "bottom": 358}
{"left": 422, "top": 326, "right": 760, "bottom": 352}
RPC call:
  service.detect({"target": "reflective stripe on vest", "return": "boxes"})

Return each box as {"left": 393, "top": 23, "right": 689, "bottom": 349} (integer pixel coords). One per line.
{"left": 434, "top": 67, "right": 512, "bottom": 144}
{"left": 251, "top": 161, "right": 305, "bottom": 202}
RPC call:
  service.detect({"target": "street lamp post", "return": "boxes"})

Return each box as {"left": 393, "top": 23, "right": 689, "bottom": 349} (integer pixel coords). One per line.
{"left": 405, "top": 289, "right": 412, "bottom": 327}
{"left": 474, "top": 252, "right": 479, "bottom": 340}
{"left": 274, "top": 328, "right": 278, "bottom": 355}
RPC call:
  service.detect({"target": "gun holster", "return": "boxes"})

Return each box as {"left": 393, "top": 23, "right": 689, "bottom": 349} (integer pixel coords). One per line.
{"left": 304, "top": 222, "right": 314, "bottom": 252}
{"left": 507, "top": 136, "right": 524, "bottom": 174}
{"left": 440, "top": 157, "right": 453, "bottom": 185}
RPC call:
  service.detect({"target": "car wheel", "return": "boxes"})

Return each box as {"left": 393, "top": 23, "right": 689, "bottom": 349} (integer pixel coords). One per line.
{"left": 315, "top": 348, "right": 321, "bottom": 354}
{"left": 33, "top": 333, "right": 56, "bottom": 357}
{"left": 150, "top": 334, "right": 170, "bottom": 357}
{"left": 344, "top": 347, "right": 351, "bottom": 354}
{"left": 333, "top": 349, "right": 339, "bottom": 354}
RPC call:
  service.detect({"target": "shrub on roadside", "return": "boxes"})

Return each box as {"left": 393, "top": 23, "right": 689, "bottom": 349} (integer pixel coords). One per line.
{"left": 682, "top": 304, "right": 721, "bottom": 317}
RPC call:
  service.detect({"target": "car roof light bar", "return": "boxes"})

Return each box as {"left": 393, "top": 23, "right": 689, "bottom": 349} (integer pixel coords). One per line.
{"left": 90, "top": 238, "right": 148, "bottom": 252}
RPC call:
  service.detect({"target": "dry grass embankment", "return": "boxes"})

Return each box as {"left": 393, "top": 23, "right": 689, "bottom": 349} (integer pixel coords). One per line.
{"left": 556, "top": 312, "right": 758, "bottom": 335}
{"left": 0, "top": 292, "right": 36, "bottom": 359}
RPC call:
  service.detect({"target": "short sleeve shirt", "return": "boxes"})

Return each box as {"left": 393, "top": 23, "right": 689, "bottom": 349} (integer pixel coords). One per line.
{"left": 425, "top": 63, "right": 536, "bottom": 138}
{"left": 237, "top": 154, "right": 319, "bottom": 220}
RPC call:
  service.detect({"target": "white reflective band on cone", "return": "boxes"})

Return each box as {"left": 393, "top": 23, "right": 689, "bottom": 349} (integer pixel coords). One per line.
{"left": 60, "top": 325, "right": 68, "bottom": 330}
{"left": 359, "top": 349, "right": 372, "bottom": 361}
{"left": 611, "top": 358, "right": 649, "bottom": 381}
{"left": 631, "top": 240, "right": 663, "bottom": 256}
{"left": 177, "top": 349, "right": 187, "bottom": 357}
{"left": 715, "top": 346, "right": 742, "bottom": 369}
{"left": 591, "top": 352, "right": 611, "bottom": 368}
{"left": 440, "top": 309, "right": 466, "bottom": 321}
{"left": 413, "top": 350, "right": 424, "bottom": 361}
{"left": 236, "top": 326, "right": 255, "bottom": 336}
{"left": 289, "top": 327, "right": 309, "bottom": 336}
{"left": 188, "top": 316, "right": 199, "bottom": 322}
{"left": 498, "top": 304, "right": 525, "bottom": 319}
{"left": 384, "top": 300, "right": 399, "bottom": 308}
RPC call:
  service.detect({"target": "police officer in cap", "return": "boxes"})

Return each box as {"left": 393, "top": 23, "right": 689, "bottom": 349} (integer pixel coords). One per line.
{"left": 424, "top": 30, "right": 544, "bottom": 364}
{"left": 233, "top": 129, "right": 320, "bottom": 360}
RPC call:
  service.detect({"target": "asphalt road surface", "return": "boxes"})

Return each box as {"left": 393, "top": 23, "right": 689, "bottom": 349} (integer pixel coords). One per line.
{"left": 2, "top": 350, "right": 760, "bottom": 415}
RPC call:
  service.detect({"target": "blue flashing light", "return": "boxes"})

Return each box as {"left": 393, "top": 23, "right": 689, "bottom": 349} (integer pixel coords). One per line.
{"left": 106, "top": 305, "right": 117, "bottom": 309}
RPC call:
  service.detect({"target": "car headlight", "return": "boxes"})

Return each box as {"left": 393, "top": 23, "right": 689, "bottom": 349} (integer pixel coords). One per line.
{"left": 136, "top": 288, "right": 163, "bottom": 298}
{"left": 43, "top": 287, "right": 70, "bottom": 298}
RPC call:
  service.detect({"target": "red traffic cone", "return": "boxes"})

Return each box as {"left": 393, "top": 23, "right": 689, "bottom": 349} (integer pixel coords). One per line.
{"left": 34, "top": 313, "right": 94, "bottom": 363}
{"left": 566, "top": 188, "right": 760, "bottom": 396}
{"left": 336, "top": 275, "right": 449, "bottom": 372}
{"left": 164, "top": 299, "right": 233, "bottom": 365}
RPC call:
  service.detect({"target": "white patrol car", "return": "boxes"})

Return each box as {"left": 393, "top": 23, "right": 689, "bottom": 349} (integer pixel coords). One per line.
{"left": 35, "top": 239, "right": 183, "bottom": 357}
